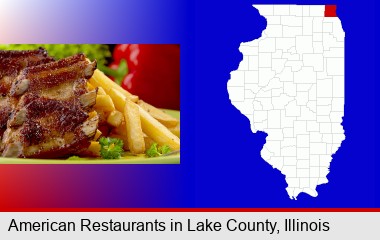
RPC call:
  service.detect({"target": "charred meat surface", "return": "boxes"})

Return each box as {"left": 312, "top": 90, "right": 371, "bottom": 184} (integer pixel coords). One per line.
{"left": 0, "top": 48, "right": 54, "bottom": 95}
{"left": 0, "top": 48, "right": 54, "bottom": 141}
{"left": 1, "top": 51, "right": 98, "bottom": 158}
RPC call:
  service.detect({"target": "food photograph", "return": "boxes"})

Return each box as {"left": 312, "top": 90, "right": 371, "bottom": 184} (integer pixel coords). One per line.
{"left": 0, "top": 44, "right": 180, "bottom": 164}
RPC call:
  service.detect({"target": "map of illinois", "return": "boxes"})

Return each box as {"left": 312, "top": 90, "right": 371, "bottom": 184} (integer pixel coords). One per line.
{"left": 227, "top": 5, "right": 345, "bottom": 199}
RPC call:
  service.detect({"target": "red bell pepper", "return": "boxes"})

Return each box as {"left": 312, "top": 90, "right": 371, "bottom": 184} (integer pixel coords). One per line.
{"left": 105, "top": 44, "right": 180, "bottom": 110}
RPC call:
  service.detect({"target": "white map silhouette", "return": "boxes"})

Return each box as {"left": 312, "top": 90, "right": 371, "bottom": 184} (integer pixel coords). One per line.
{"left": 227, "top": 5, "right": 345, "bottom": 199}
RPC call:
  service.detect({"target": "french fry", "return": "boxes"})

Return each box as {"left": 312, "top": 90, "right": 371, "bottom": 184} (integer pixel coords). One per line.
{"left": 143, "top": 134, "right": 155, "bottom": 150}
{"left": 89, "top": 69, "right": 180, "bottom": 156}
{"left": 88, "top": 110, "right": 98, "bottom": 119}
{"left": 97, "top": 87, "right": 107, "bottom": 95}
{"left": 108, "top": 88, "right": 127, "bottom": 112}
{"left": 94, "top": 109, "right": 108, "bottom": 124}
{"left": 108, "top": 91, "right": 180, "bottom": 150}
{"left": 113, "top": 121, "right": 127, "bottom": 136}
{"left": 87, "top": 82, "right": 95, "bottom": 91}
{"left": 107, "top": 110, "right": 123, "bottom": 128}
{"left": 137, "top": 100, "right": 179, "bottom": 127}
{"left": 89, "top": 70, "right": 138, "bottom": 102}
{"left": 94, "top": 95, "right": 115, "bottom": 112}
{"left": 168, "top": 123, "right": 180, "bottom": 138}
{"left": 94, "top": 129, "right": 102, "bottom": 141}
{"left": 123, "top": 99, "right": 145, "bottom": 154}
{"left": 139, "top": 106, "right": 180, "bottom": 151}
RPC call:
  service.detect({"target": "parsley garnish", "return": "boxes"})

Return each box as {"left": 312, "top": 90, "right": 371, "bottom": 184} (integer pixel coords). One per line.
{"left": 99, "top": 137, "right": 124, "bottom": 159}
{"left": 146, "top": 143, "right": 171, "bottom": 158}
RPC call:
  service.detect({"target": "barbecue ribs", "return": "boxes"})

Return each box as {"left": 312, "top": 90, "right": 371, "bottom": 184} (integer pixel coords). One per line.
{"left": 0, "top": 49, "right": 99, "bottom": 158}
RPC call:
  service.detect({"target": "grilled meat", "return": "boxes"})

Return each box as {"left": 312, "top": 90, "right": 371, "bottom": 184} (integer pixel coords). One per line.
{"left": 1, "top": 52, "right": 98, "bottom": 158}
{"left": 0, "top": 48, "right": 54, "bottom": 139}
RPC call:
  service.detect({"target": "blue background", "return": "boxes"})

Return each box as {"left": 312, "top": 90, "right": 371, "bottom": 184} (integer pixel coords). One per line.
{"left": 0, "top": 0, "right": 378, "bottom": 208}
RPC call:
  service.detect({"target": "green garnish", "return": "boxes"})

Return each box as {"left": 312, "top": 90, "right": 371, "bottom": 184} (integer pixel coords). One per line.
{"left": 99, "top": 137, "right": 124, "bottom": 159}
{"left": 98, "top": 59, "right": 128, "bottom": 86}
{"left": 146, "top": 143, "right": 172, "bottom": 158}
{"left": 67, "top": 155, "right": 82, "bottom": 160}
{"left": 0, "top": 44, "right": 111, "bottom": 67}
